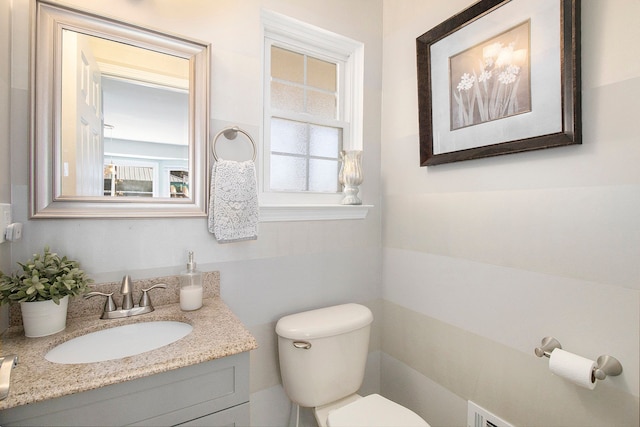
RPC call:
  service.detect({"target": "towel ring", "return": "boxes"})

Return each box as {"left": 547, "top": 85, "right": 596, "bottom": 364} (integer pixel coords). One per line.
{"left": 211, "top": 126, "right": 257, "bottom": 162}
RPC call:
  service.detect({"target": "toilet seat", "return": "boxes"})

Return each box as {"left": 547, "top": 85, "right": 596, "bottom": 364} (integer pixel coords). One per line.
{"left": 326, "top": 393, "right": 429, "bottom": 427}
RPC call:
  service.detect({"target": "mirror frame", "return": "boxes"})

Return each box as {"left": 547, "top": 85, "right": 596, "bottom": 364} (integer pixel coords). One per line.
{"left": 30, "top": 0, "right": 210, "bottom": 218}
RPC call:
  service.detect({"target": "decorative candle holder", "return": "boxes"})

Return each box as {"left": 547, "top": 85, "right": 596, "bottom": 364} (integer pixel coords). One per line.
{"left": 339, "top": 150, "right": 363, "bottom": 205}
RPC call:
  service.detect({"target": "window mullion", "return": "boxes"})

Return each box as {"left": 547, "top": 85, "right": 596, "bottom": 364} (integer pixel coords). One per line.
{"left": 303, "top": 54, "right": 308, "bottom": 116}
{"left": 305, "top": 123, "right": 311, "bottom": 191}
{"left": 272, "top": 110, "right": 347, "bottom": 129}
{"left": 271, "top": 151, "right": 337, "bottom": 161}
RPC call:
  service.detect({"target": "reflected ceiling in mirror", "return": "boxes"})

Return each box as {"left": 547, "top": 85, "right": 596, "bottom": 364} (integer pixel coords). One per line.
{"left": 31, "top": 0, "right": 210, "bottom": 218}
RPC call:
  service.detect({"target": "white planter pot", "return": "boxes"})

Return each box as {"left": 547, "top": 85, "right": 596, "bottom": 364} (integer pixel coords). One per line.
{"left": 20, "top": 295, "right": 69, "bottom": 337}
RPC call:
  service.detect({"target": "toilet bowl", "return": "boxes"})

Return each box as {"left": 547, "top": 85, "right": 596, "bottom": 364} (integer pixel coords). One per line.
{"left": 276, "top": 303, "right": 430, "bottom": 427}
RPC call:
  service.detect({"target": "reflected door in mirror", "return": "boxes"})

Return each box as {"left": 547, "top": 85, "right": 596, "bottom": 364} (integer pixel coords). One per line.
{"left": 61, "top": 29, "right": 103, "bottom": 197}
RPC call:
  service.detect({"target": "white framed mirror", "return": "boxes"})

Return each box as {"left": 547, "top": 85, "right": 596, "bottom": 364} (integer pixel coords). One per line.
{"left": 30, "top": 0, "right": 210, "bottom": 218}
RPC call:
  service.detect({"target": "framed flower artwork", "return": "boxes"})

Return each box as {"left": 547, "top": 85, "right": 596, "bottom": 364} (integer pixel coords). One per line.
{"left": 417, "top": 0, "right": 581, "bottom": 166}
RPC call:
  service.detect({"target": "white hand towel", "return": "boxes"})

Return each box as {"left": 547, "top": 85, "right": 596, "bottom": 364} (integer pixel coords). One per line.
{"left": 208, "top": 159, "right": 258, "bottom": 243}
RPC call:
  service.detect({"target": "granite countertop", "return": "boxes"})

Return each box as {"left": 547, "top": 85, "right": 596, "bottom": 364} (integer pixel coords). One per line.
{"left": 0, "top": 273, "right": 258, "bottom": 411}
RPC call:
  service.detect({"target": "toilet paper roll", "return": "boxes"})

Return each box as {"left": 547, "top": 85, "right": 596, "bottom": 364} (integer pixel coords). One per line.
{"left": 549, "top": 348, "right": 597, "bottom": 390}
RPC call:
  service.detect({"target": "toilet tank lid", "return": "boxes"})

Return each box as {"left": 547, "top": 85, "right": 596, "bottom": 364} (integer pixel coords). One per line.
{"left": 276, "top": 303, "right": 373, "bottom": 340}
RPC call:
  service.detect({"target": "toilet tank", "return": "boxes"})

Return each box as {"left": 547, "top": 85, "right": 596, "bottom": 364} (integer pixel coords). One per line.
{"left": 276, "top": 303, "right": 373, "bottom": 408}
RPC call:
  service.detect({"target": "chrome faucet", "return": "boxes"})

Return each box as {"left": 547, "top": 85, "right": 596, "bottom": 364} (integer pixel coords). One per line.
{"left": 85, "top": 275, "right": 166, "bottom": 319}
{"left": 0, "top": 355, "right": 18, "bottom": 401}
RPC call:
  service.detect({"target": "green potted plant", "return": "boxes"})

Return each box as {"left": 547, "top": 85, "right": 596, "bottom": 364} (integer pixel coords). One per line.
{"left": 0, "top": 246, "right": 92, "bottom": 337}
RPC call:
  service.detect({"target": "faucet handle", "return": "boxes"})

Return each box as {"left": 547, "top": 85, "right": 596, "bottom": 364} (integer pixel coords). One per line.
{"left": 84, "top": 291, "right": 117, "bottom": 315}
{"left": 139, "top": 284, "right": 167, "bottom": 308}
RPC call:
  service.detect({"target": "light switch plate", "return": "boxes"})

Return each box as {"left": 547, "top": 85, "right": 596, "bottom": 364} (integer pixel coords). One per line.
{"left": 0, "top": 203, "right": 11, "bottom": 244}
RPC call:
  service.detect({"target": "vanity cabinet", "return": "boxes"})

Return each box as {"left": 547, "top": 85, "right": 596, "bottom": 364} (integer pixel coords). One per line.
{"left": 0, "top": 352, "right": 249, "bottom": 426}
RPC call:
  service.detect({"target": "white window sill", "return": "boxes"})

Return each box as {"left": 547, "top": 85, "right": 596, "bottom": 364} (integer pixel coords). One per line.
{"left": 259, "top": 204, "right": 372, "bottom": 222}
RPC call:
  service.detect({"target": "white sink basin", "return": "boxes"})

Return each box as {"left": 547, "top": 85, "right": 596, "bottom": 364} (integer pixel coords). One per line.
{"left": 45, "top": 321, "right": 193, "bottom": 364}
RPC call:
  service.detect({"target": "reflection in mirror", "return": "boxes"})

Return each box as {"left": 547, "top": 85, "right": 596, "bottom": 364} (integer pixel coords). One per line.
{"left": 31, "top": 0, "right": 209, "bottom": 217}
{"left": 60, "top": 30, "right": 190, "bottom": 198}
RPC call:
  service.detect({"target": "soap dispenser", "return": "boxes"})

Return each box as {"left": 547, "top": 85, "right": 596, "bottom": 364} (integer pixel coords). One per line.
{"left": 180, "top": 251, "right": 203, "bottom": 311}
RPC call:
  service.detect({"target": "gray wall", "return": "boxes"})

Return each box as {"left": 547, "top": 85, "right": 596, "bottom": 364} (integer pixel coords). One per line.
{"left": 8, "top": 1, "right": 382, "bottom": 426}
{"left": 380, "top": 1, "right": 639, "bottom": 426}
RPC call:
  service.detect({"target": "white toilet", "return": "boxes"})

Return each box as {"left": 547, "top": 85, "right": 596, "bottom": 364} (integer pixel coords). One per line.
{"left": 276, "top": 303, "right": 430, "bottom": 427}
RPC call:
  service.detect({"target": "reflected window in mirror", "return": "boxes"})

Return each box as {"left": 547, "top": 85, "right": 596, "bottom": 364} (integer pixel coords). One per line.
{"left": 169, "top": 171, "right": 189, "bottom": 198}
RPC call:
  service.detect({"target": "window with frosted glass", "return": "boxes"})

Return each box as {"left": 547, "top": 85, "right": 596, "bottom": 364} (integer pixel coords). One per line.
{"left": 269, "top": 46, "right": 342, "bottom": 193}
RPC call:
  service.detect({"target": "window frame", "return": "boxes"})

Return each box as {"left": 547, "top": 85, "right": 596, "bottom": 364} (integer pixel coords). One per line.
{"left": 261, "top": 10, "right": 369, "bottom": 221}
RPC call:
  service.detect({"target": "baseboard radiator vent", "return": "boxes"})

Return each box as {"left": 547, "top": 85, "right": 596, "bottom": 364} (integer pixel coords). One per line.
{"left": 467, "top": 401, "right": 514, "bottom": 427}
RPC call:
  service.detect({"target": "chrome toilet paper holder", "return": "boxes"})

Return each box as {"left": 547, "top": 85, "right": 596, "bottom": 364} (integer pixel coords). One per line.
{"left": 534, "top": 336, "right": 623, "bottom": 380}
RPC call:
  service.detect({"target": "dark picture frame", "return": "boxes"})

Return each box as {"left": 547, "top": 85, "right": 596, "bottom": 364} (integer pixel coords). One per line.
{"left": 417, "top": 0, "right": 581, "bottom": 166}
